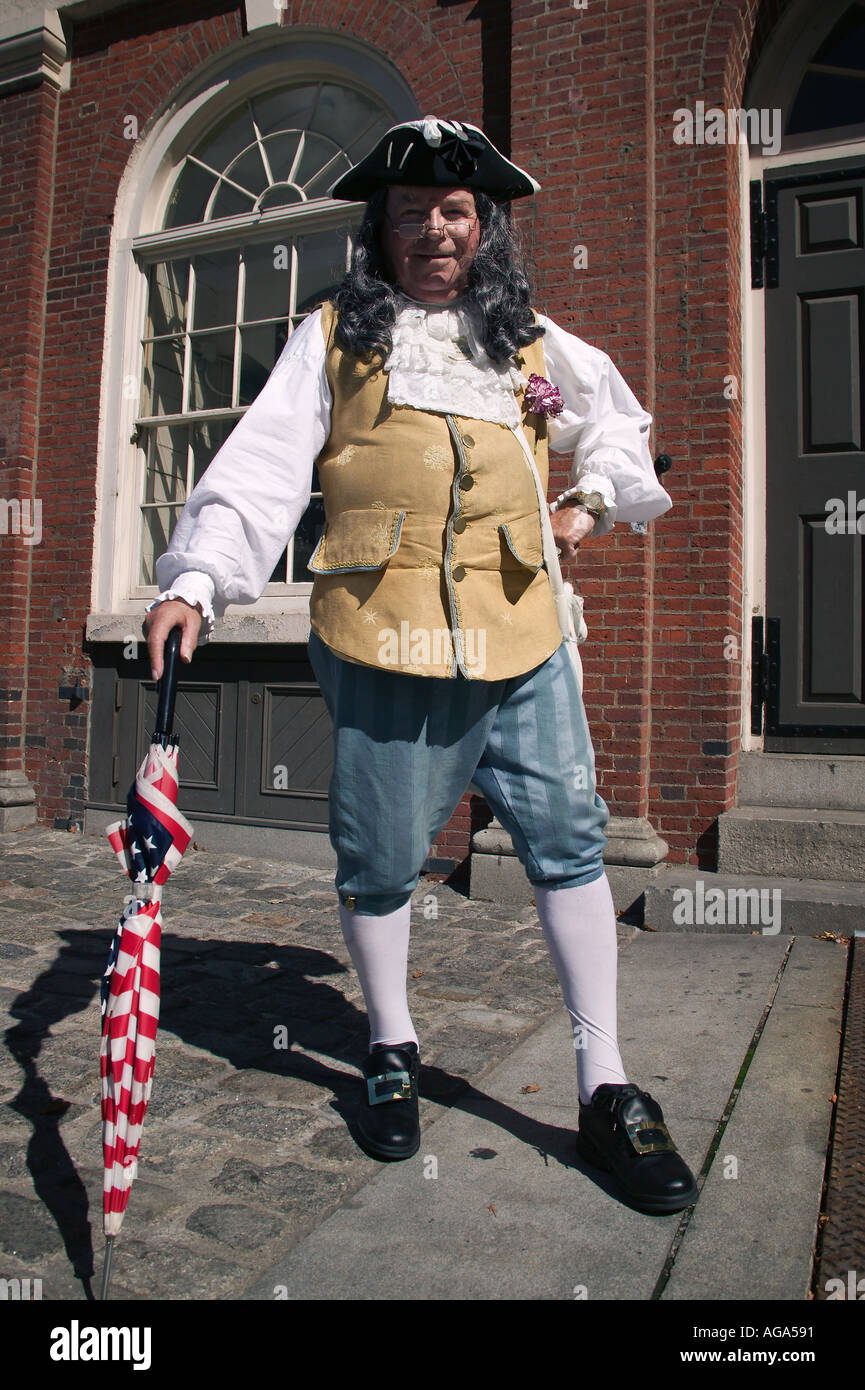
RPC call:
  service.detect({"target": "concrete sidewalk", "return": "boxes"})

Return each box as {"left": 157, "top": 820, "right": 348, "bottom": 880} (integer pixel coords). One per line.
{"left": 248, "top": 933, "right": 843, "bottom": 1301}
{"left": 0, "top": 826, "right": 848, "bottom": 1301}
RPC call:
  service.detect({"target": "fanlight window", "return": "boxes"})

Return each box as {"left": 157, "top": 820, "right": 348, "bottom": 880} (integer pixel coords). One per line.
{"left": 135, "top": 83, "right": 394, "bottom": 591}
{"left": 787, "top": 3, "right": 865, "bottom": 136}
{"left": 165, "top": 83, "right": 393, "bottom": 226}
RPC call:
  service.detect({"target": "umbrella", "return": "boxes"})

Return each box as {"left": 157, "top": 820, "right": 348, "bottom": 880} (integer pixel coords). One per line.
{"left": 99, "top": 626, "right": 193, "bottom": 1298}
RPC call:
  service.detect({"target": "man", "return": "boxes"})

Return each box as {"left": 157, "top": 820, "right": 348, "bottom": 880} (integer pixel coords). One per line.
{"left": 144, "top": 116, "right": 697, "bottom": 1214}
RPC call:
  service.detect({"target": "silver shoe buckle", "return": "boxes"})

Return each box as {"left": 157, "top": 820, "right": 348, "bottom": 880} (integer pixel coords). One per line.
{"left": 624, "top": 1118, "right": 677, "bottom": 1155}
{"left": 367, "top": 1068, "right": 412, "bottom": 1105}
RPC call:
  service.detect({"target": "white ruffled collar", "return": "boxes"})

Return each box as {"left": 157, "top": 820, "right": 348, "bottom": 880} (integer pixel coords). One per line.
{"left": 384, "top": 292, "right": 527, "bottom": 426}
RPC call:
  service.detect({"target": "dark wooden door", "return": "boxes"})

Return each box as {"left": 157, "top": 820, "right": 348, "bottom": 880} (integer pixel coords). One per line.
{"left": 764, "top": 156, "right": 865, "bottom": 752}
{"left": 87, "top": 642, "right": 333, "bottom": 831}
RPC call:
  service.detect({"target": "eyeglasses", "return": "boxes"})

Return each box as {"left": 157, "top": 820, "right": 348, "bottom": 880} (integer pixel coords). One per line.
{"left": 385, "top": 212, "right": 478, "bottom": 239}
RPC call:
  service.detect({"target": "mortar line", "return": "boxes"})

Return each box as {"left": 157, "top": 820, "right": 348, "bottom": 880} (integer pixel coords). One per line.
{"left": 649, "top": 935, "right": 796, "bottom": 1300}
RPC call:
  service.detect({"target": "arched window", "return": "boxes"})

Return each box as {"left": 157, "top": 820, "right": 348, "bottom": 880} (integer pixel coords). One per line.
{"left": 787, "top": 2, "right": 865, "bottom": 139}
{"left": 132, "top": 81, "right": 394, "bottom": 595}
{"left": 745, "top": 0, "right": 865, "bottom": 155}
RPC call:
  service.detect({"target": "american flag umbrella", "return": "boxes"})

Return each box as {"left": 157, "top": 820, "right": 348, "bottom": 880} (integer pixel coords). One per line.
{"left": 99, "top": 626, "right": 192, "bottom": 1298}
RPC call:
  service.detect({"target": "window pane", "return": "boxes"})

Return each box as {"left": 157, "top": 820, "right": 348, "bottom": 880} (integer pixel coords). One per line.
{"left": 257, "top": 185, "right": 305, "bottom": 211}
{"left": 225, "top": 144, "right": 269, "bottom": 197}
{"left": 211, "top": 180, "right": 257, "bottom": 221}
{"left": 252, "top": 86, "right": 318, "bottom": 137}
{"left": 192, "top": 249, "right": 239, "bottom": 330}
{"left": 239, "top": 322, "right": 288, "bottom": 405}
{"left": 189, "top": 330, "right": 235, "bottom": 410}
{"left": 339, "top": 113, "right": 396, "bottom": 174}
{"left": 145, "top": 424, "right": 188, "bottom": 504}
{"left": 196, "top": 106, "right": 255, "bottom": 176}
{"left": 295, "top": 132, "right": 342, "bottom": 194}
{"left": 295, "top": 228, "right": 350, "bottom": 312}
{"left": 141, "top": 338, "right": 184, "bottom": 416}
{"left": 242, "top": 241, "right": 292, "bottom": 323}
{"left": 787, "top": 72, "right": 865, "bottom": 134}
{"left": 140, "top": 505, "right": 183, "bottom": 585}
{"left": 191, "top": 417, "right": 237, "bottom": 487}
{"left": 165, "top": 162, "right": 216, "bottom": 229}
{"left": 813, "top": 7, "right": 865, "bottom": 69}
{"left": 262, "top": 131, "right": 302, "bottom": 183}
{"left": 313, "top": 83, "right": 385, "bottom": 149}
{"left": 268, "top": 548, "right": 288, "bottom": 584}
{"left": 146, "top": 261, "right": 188, "bottom": 337}
{"left": 292, "top": 496, "right": 326, "bottom": 580}
{"left": 304, "top": 151, "right": 352, "bottom": 201}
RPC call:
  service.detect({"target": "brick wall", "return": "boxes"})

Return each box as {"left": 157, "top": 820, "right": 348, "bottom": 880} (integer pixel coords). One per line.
{"left": 0, "top": 0, "right": 796, "bottom": 871}
{"left": 0, "top": 82, "right": 60, "bottom": 782}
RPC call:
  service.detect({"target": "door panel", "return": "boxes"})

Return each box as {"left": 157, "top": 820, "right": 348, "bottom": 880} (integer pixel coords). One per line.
{"left": 242, "top": 680, "right": 332, "bottom": 828}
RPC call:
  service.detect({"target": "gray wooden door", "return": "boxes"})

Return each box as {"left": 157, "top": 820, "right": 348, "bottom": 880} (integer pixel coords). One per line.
{"left": 87, "top": 643, "right": 333, "bottom": 831}
{"left": 763, "top": 156, "right": 865, "bottom": 753}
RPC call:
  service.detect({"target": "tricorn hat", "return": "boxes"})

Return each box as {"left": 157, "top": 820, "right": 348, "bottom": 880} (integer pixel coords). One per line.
{"left": 329, "top": 115, "right": 541, "bottom": 203}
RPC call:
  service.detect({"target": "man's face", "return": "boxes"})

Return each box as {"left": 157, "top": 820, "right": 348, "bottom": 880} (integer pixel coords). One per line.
{"left": 380, "top": 185, "right": 481, "bottom": 303}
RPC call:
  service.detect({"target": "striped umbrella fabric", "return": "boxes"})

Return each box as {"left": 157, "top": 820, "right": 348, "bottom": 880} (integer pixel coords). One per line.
{"left": 101, "top": 740, "right": 192, "bottom": 1239}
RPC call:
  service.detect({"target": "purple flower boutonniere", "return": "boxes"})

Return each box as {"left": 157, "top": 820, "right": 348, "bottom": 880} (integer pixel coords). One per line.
{"left": 524, "top": 373, "right": 564, "bottom": 419}
{"left": 522, "top": 373, "right": 564, "bottom": 453}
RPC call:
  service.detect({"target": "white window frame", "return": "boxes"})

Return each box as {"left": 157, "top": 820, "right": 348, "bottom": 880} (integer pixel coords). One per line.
{"left": 88, "top": 31, "right": 417, "bottom": 638}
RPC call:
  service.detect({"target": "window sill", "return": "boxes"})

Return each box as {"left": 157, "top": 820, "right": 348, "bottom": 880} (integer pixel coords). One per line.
{"left": 85, "top": 610, "right": 312, "bottom": 645}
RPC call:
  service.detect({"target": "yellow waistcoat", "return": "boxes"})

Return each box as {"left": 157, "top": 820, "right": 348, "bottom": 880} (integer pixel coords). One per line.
{"left": 307, "top": 298, "right": 562, "bottom": 680}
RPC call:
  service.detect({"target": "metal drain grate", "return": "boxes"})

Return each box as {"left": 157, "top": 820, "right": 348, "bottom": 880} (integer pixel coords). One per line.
{"left": 814, "top": 935, "right": 865, "bottom": 1299}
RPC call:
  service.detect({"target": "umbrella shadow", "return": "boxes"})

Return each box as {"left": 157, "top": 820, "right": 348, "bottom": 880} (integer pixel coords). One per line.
{"left": 3, "top": 925, "right": 599, "bottom": 1291}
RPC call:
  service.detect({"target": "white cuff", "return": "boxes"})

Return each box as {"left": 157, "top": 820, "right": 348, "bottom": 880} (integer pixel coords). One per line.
{"left": 145, "top": 572, "right": 216, "bottom": 643}
{"left": 571, "top": 472, "right": 617, "bottom": 511}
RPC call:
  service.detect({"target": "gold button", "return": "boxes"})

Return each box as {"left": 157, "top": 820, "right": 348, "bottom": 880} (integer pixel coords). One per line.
{"left": 459, "top": 474, "right": 474, "bottom": 490}
{"left": 462, "top": 433, "right": 475, "bottom": 447}
{"left": 452, "top": 566, "right": 466, "bottom": 581}
{"left": 343, "top": 895, "right": 357, "bottom": 910}
{"left": 452, "top": 517, "right": 467, "bottom": 533}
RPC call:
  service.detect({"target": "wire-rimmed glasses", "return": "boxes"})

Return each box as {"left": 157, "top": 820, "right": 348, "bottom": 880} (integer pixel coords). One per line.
{"left": 385, "top": 212, "right": 478, "bottom": 239}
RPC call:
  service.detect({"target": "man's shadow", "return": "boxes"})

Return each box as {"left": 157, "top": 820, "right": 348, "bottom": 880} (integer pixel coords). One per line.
{"left": 4, "top": 924, "right": 607, "bottom": 1295}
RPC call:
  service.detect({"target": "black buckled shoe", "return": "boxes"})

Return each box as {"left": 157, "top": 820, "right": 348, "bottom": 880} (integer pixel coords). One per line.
{"left": 577, "top": 1082, "right": 698, "bottom": 1214}
{"left": 356, "top": 1041, "right": 421, "bottom": 1161}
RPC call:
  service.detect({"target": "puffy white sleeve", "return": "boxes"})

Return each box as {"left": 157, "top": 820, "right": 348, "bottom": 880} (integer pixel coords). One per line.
{"left": 535, "top": 312, "right": 672, "bottom": 537}
{"left": 145, "top": 309, "right": 331, "bottom": 643}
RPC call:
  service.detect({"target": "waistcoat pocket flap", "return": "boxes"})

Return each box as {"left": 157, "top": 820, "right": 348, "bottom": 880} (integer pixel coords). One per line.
{"left": 498, "top": 515, "right": 544, "bottom": 572}
{"left": 307, "top": 508, "right": 406, "bottom": 574}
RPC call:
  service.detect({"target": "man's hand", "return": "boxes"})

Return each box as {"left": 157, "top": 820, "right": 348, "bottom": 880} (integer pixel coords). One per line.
{"left": 143, "top": 599, "right": 203, "bottom": 682}
{"left": 550, "top": 506, "right": 595, "bottom": 563}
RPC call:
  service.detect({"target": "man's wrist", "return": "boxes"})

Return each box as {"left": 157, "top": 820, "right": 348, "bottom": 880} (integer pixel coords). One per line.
{"left": 550, "top": 488, "right": 607, "bottom": 522}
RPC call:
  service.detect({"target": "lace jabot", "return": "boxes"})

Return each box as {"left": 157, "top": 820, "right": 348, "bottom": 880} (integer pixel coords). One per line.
{"left": 384, "top": 293, "right": 526, "bottom": 425}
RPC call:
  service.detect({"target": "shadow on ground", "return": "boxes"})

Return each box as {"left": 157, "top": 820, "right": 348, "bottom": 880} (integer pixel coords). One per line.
{"left": 4, "top": 927, "right": 604, "bottom": 1295}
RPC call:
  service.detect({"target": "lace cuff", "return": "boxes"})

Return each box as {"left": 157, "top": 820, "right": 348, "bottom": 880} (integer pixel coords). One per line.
{"left": 145, "top": 572, "right": 216, "bottom": 643}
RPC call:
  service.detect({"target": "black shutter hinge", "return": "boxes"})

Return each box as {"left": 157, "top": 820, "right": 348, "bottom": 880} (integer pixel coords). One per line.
{"left": 750, "top": 616, "right": 770, "bottom": 734}
{"left": 750, "top": 181, "right": 767, "bottom": 289}
{"left": 750, "top": 180, "right": 779, "bottom": 289}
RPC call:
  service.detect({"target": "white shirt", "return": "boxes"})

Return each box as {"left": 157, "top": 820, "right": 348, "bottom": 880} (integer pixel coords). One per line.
{"left": 146, "top": 299, "right": 672, "bottom": 642}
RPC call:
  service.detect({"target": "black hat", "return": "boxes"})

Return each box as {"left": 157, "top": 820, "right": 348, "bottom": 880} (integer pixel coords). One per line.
{"left": 329, "top": 116, "right": 541, "bottom": 203}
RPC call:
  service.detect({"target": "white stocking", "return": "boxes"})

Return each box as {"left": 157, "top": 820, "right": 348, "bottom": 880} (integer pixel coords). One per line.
{"left": 338, "top": 901, "right": 419, "bottom": 1052}
{"left": 532, "top": 874, "right": 629, "bottom": 1104}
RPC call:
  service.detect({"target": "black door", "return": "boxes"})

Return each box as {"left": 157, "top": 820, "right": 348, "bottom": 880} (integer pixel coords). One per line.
{"left": 763, "top": 156, "right": 865, "bottom": 752}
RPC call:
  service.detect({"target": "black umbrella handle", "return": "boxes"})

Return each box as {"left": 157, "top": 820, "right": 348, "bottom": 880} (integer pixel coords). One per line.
{"left": 153, "top": 625, "right": 183, "bottom": 745}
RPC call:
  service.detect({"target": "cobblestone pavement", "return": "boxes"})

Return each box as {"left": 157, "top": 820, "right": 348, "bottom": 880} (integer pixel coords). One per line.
{"left": 0, "top": 826, "right": 639, "bottom": 1300}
